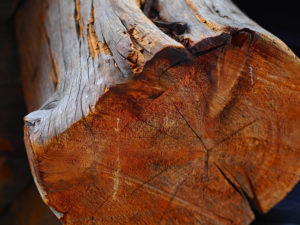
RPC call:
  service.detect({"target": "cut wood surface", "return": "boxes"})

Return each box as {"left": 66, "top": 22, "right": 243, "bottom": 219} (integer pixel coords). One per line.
{"left": 16, "top": 0, "right": 300, "bottom": 224}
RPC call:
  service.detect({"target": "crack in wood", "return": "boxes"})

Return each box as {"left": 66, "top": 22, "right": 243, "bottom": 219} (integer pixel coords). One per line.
{"left": 209, "top": 119, "right": 258, "bottom": 151}
{"left": 159, "top": 169, "right": 192, "bottom": 220}
{"left": 170, "top": 97, "right": 208, "bottom": 152}
{"left": 99, "top": 167, "right": 233, "bottom": 224}
{"left": 74, "top": 0, "right": 83, "bottom": 39}
{"left": 142, "top": 0, "right": 188, "bottom": 40}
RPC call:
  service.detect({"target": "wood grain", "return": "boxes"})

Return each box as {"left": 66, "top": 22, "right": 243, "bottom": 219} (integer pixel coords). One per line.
{"left": 16, "top": 0, "right": 300, "bottom": 224}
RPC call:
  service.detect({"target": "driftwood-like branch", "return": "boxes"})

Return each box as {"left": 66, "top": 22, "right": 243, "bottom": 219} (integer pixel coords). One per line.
{"left": 16, "top": 0, "right": 299, "bottom": 224}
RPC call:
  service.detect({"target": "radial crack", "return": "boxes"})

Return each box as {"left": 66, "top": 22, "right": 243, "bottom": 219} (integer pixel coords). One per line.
{"left": 170, "top": 97, "right": 208, "bottom": 152}
{"left": 210, "top": 119, "right": 258, "bottom": 150}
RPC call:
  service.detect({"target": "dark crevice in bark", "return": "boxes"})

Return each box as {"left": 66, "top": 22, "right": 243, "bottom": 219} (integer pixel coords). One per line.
{"left": 142, "top": 0, "right": 153, "bottom": 17}
{"left": 189, "top": 28, "right": 256, "bottom": 57}
{"left": 127, "top": 26, "right": 152, "bottom": 54}
{"left": 142, "top": 0, "right": 188, "bottom": 43}
{"left": 190, "top": 41, "right": 227, "bottom": 57}
{"left": 87, "top": 0, "right": 97, "bottom": 58}
{"left": 142, "top": 0, "right": 159, "bottom": 18}
{"left": 140, "top": 1, "right": 258, "bottom": 64}
{"left": 73, "top": 0, "right": 83, "bottom": 39}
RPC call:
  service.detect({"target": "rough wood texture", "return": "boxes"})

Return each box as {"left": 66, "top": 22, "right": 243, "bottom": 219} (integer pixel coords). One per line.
{"left": 16, "top": 0, "right": 299, "bottom": 224}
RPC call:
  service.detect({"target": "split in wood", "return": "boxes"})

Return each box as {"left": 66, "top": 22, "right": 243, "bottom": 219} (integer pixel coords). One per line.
{"left": 15, "top": 0, "right": 300, "bottom": 224}
{"left": 143, "top": 0, "right": 188, "bottom": 36}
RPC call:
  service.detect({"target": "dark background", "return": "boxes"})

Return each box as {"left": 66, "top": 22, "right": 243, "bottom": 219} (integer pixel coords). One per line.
{"left": 234, "top": 0, "right": 300, "bottom": 57}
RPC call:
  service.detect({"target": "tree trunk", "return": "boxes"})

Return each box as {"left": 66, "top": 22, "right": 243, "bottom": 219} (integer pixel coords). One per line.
{"left": 16, "top": 0, "right": 300, "bottom": 224}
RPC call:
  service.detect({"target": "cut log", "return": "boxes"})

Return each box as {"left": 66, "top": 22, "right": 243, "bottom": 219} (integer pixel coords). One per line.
{"left": 16, "top": 0, "right": 300, "bottom": 224}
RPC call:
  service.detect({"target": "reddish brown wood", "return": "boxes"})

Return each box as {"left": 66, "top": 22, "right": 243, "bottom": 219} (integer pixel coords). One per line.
{"left": 16, "top": 0, "right": 299, "bottom": 224}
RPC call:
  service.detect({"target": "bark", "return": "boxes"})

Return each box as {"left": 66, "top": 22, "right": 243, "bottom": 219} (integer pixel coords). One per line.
{"left": 16, "top": 0, "right": 300, "bottom": 224}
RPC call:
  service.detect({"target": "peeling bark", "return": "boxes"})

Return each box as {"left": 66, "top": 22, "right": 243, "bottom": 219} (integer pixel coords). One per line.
{"left": 16, "top": 0, "right": 300, "bottom": 224}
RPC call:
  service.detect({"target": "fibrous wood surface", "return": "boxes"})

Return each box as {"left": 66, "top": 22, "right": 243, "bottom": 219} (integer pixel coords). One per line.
{"left": 16, "top": 0, "right": 300, "bottom": 224}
